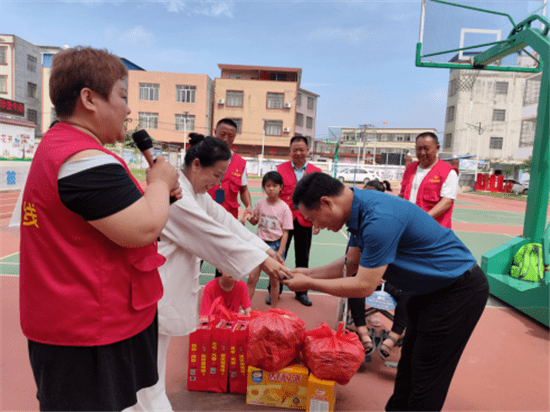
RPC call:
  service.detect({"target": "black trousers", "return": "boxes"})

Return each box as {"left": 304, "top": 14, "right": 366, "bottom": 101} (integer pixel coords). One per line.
{"left": 385, "top": 264, "right": 489, "bottom": 412}
{"left": 268, "top": 218, "right": 312, "bottom": 297}
{"left": 28, "top": 314, "right": 159, "bottom": 411}
{"left": 348, "top": 281, "right": 411, "bottom": 336}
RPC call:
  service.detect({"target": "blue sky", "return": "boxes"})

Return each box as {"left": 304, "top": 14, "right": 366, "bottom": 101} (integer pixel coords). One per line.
{"left": 2, "top": 0, "right": 454, "bottom": 140}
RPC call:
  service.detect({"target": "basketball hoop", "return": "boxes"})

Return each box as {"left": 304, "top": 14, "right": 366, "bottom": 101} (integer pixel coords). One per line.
{"left": 457, "top": 69, "right": 481, "bottom": 92}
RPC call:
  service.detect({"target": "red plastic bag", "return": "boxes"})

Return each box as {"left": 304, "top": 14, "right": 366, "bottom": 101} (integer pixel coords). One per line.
{"left": 246, "top": 308, "right": 306, "bottom": 372}
{"left": 303, "top": 322, "right": 364, "bottom": 385}
{"left": 208, "top": 296, "right": 239, "bottom": 322}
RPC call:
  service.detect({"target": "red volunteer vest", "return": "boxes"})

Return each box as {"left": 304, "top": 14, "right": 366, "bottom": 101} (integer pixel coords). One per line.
{"left": 400, "top": 159, "right": 458, "bottom": 229}
{"left": 278, "top": 161, "right": 322, "bottom": 227}
{"left": 207, "top": 153, "right": 246, "bottom": 219}
{"left": 20, "top": 123, "right": 164, "bottom": 346}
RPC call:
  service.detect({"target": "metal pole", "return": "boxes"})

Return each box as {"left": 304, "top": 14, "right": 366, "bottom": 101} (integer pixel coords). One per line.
{"left": 182, "top": 111, "right": 189, "bottom": 160}
{"left": 259, "top": 119, "right": 268, "bottom": 176}
{"left": 373, "top": 130, "right": 377, "bottom": 165}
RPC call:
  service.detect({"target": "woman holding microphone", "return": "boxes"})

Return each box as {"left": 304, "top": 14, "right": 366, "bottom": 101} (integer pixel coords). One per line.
{"left": 20, "top": 46, "right": 181, "bottom": 411}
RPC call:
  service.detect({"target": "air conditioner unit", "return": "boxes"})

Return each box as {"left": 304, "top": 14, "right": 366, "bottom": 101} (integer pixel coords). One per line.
{"left": 218, "top": 99, "right": 225, "bottom": 104}
{"left": 284, "top": 102, "right": 292, "bottom": 108}
{"left": 283, "top": 127, "right": 291, "bottom": 133}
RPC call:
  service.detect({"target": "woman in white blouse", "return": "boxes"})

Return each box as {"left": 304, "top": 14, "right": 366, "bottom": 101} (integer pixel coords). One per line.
{"left": 135, "top": 133, "right": 290, "bottom": 410}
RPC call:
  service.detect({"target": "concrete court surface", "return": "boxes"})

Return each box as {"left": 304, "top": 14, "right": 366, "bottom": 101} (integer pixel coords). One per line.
{"left": 1, "top": 181, "right": 549, "bottom": 411}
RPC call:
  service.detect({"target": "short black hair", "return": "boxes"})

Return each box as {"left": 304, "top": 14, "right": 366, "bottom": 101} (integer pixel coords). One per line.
{"left": 292, "top": 172, "right": 344, "bottom": 210}
{"left": 216, "top": 118, "right": 237, "bottom": 130}
{"left": 262, "top": 171, "right": 283, "bottom": 188}
{"left": 416, "top": 132, "right": 439, "bottom": 145}
{"left": 364, "top": 179, "right": 392, "bottom": 192}
{"left": 184, "top": 133, "right": 231, "bottom": 168}
{"left": 290, "top": 135, "right": 309, "bottom": 147}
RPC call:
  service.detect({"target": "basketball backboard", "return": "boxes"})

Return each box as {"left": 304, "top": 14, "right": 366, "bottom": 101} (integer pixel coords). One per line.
{"left": 418, "top": 0, "right": 547, "bottom": 72}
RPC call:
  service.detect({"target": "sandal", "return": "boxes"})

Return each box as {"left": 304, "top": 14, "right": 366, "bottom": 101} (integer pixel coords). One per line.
{"left": 367, "top": 314, "right": 382, "bottom": 327}
{"left": 355, "top": 328, "right": 376, "bottom": 356}
{"left": 378, "top": 329, "right": 397, "bottom": 360}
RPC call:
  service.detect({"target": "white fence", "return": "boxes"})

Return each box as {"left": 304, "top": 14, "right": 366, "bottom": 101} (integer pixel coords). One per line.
{"left": 246, "top": 158, "right": 406, "bottom": 182}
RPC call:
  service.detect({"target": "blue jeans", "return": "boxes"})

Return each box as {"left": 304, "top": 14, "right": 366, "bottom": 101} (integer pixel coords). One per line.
{"left": 265, "top": 238, "right": 286, "bottom": 261}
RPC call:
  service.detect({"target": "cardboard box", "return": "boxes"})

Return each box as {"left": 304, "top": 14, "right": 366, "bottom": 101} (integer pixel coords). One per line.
{"left": 306, "top": 374, "right": 336, "bottom": 412}
{"left": 246, "top": 364, "right": 309, "bottom": 409}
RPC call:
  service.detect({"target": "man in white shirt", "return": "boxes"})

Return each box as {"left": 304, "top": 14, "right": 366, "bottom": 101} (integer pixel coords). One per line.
{"left": 399, "top": 132, "right": 458, "bottom": 229}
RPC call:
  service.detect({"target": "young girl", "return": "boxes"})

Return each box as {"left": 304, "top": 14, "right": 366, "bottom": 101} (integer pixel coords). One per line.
{"left": 244, "top": 171, "right": 293, "bottom": 307}
{"left": 200, "top": 271, "right": 251, "bottom": 317}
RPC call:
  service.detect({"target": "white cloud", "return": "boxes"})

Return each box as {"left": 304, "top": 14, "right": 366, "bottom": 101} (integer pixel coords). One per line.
{"left": 158, "top": 0, "right": 187, "bottom": 13}
{"left": 192, "top": 1, "right": 234, "bottom": 18}
{"left": 309, "top": 26, "right": 377, "bottom": 43}
{"left": 104, "top": 26, "right": 154, "bottom": 47}
{"left": 156, "top": 0, "right": 234, "bottom": 17}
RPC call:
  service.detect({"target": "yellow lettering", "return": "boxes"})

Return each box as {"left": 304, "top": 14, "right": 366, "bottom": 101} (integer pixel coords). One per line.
{"left": 22, "top": 201, "right": 39, "bottom": 228}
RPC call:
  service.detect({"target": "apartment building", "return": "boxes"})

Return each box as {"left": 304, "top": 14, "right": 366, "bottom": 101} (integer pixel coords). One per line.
{"left": 127, "top": 71, "right": 214, "bottom": 146}
{"left": 516, "top": 72, "right": 540, "bottom": 160}
{"left": 313, "top": 127, "right": 436, "bottom": 165}
{"left": 294, "top": 88, "right": 320, "bottom": 141}
{"left": 442, "top": 68, "right": 530, "bottom": 161}
{"left": 213, "top": 64, "right": 319, "bottom": 157}
{"left": 0, "top": 35, "right": 42, "bottom": 133}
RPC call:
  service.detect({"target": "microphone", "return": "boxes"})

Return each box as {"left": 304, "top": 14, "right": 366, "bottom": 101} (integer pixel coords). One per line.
{"left": 132, "top": 130, "right": 177, "bottom": 204}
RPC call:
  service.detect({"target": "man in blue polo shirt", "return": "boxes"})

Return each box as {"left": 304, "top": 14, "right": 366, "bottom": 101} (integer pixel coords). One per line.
{"left": 283, "top": 172, "right": 489, "bottom": 412}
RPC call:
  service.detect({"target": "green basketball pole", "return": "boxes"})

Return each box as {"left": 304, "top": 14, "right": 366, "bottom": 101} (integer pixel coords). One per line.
{"left": 417, "top": 2, "right": 550, "bottom": 326}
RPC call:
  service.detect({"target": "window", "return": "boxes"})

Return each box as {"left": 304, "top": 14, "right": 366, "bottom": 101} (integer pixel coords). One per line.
{"left": 267, "top": 93, "right": 284, "bottom": 109}
{"left": 449, "top": 79, "right": 457, "bottom": 97}
{"left": 27, "top": 55, "right": 37, "bottom": 72}
{"left": 446, "top": 106, "right": 455, "bottom": 122}
{"left": 0, "top": 47, "right": 6, "bottom": 64}
{"left": 519, "top": 119, "right": 536, "bottom": 147}
{"left": 395, "top": 134, "right": 405, "bottom": 141}
{"left": 0, "top": 76, "right": 6, "bottom": 93}
{"left": 270, "top": 73, "right": 286, "bottom": 81}
{"left": 492, "top": 109, "right": 506, "bottom": 122}
{"left": 230, "top": 118, "right": 242, "bottom": 133}
{"left": 307, "top": 96, "right": 314, "bottom": 110}
{"left": 175, "top": 85, "right": 196, "bottom": 103}
{"left": 230, "top": 73, "right": 241, "bottom": 79}
{"left": 524, "top": 77, "right": 541, "bottom": 105}
{"left": 265, "top": 120, "right": 282, "bottom": 136}
{"left": 27, "top": 82, "right": 37, "bottom": 98}
{"left": 296, "top": 93, "right": 302, "bottom": 106}
{"left": 139, "top": 83, "right": 159, "bottom": 101}
{"left": 138, "top": 112, "right": 159, "bottom": 129}
{"left": 175, "top": 114, "right": 195, "bottom": 132}
{"left": 27, "top": 109, "right": 37, "bottom": 124}
{"left": 306, "top": 116, "right": 313, "bottom": 128}
{"left": 489, "top": 137, "right": 503, "bottom": 149}
{"left": 495, "top": 82, "right": 508, "bottom": 95}
{"left": 296, "top": 113, "right": 304, "bottom": 126}
{"left": 226, "top": 91, "right": 243, "bottom": 107}
{"left": 444, "top": 133, "right": 452, "bottom": 149}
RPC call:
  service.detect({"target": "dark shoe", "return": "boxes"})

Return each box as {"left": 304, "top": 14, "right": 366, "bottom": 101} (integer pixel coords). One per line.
{"left": 355, "top": 328, "right": 376, "bottom": 357}
{"left": 266, "top": 295, "right": 271, "bottom": 305}
{"left": 295, "top": 294, "right": 312, "bottom": 307}
{"left": 378, "top": 329, "right": 397, "bottom": 360}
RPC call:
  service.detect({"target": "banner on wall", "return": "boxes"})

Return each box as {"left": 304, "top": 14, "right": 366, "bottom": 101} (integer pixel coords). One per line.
{"left": 0, "top": 119, "right": 36, "bottom": 159}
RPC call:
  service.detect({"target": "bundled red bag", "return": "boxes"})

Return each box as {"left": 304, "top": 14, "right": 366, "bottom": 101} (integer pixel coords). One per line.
{"left": 208, "top": 296, "right": 239, "bottom": 322}
{"left": 303, "top": 322, "right": 364, "bottom": 385}
{"left": 246, "top": 308, "right": 305, "bottom": 372}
